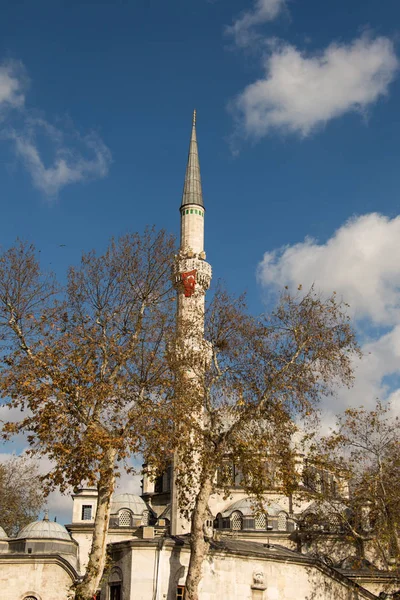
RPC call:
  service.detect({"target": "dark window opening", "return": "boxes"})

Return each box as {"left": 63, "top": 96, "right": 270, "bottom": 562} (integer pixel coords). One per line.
{"left": 110, "top": 584, "right": 122, "bottom": 600}
{"left": 177, "top": 586, "right": 185, "bottom": 599}
{"left": 154, "top": 475, "right": 163, "bottom": 493}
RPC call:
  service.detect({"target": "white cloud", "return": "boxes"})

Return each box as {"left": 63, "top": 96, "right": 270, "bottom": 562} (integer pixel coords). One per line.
{"left": 228, "top": 0, "right": 286, "bottom": 48}
{"left": 388, "top": 388, "right": 400, "bottom": 418}
{"left": 327, "top": 325, "right": 400, "bottom": 418}
{"left": 0, "top": 59, "right": 111, "bottom": 196}
{"left": 258, "top": 213, "right": 400, "bottom": 418}
{"left": 116, "top": 472, "right": 142, "bottom": 496}
{"left": 0, "top": 61, "right": 26, "bottom": 111}
{"left": 9, "top": 124, "right": 112, "bottom": 197}
{"left": 258, "top": 213, "right": 400, "bottom": 326}
{"left": 33, "top": 454, "right": 73, "bottom": 523}
{"left": 234, "top": 35, "right": 398, "bottom": 137}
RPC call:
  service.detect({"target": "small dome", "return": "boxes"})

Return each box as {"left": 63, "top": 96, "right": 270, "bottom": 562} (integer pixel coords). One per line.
{"left": 17, "top": 516, "right": 71, "bottom": 541}
{"left": 221, "top": 498, "right": 286, "bottom": 518}
{"left": 0, "top": 526, "right": 7, "bottom": 539}
{"left": 302, "top": 500, "right": 350, "bottom": 517}
{"left": 111, "top": 494, "right": 148, "bottom": 516}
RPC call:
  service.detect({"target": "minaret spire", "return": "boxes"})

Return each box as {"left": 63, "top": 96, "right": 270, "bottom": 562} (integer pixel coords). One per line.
{"left": 181, "top": 109, "right": 204, "bottom": 208}
{"left": 179, "top": 110, "right": 206, "bottom": 255}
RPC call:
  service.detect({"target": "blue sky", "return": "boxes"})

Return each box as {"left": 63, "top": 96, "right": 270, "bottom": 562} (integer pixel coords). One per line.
{"left": 1, "top": 0, "right": 400, "bottom": 519}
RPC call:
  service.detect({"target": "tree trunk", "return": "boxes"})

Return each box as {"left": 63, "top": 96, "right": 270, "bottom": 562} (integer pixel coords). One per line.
{"left": 386, "top": 508, "right": 400, "bottom": 561}
{"left": 377, "top": 462, "right": 400, "bottom": 560}
{"left": 74, "top": 448, "right": 117, "bottom": 600}
{"left": 184, "top": 473, "right": 213, "bottom": 600}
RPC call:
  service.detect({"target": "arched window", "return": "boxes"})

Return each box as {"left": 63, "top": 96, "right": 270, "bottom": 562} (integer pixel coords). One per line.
{"left": 327, "top": 513, "right": 343, "bottom": 533}
{"left": 141, "top": 510, "right": 149, "bottom": 526}
{"left": 119, "top": 509, "right": 132, "bottom": 527}
{"left": 254, "top": 513, "right": 267, "bottom": 530}
{"left": 301, "top": 513, "right": 319, "bottom": 531}
{"left": 231, "top": 511, "right": 243, "bottom": 531}
{"left": 277, "top": 512, "right": 287, "bottom": 531}
{"left": 24, "top": 596, "right": 39, "bottom": 600}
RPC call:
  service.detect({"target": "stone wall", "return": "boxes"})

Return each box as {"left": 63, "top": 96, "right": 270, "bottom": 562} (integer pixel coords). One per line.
{"left": 0, "top": 556, "right": 75, "bottom": 600}
{"left": 108, "top": 538, "right": 377, "bottom": 600}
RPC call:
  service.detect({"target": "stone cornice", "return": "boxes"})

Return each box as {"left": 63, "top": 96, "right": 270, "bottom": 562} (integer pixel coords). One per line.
{"left": 0, "top": 552, "right": 78, "bottom": 580}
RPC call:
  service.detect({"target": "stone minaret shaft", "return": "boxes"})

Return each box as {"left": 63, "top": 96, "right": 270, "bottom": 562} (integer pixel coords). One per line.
{"left": 171, "top": 110, "right": 212, "bottom": 536}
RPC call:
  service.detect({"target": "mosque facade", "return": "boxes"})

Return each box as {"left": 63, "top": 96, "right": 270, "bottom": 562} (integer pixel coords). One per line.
{"left": 0, "top": 114, "right": 398, "bottom": 600}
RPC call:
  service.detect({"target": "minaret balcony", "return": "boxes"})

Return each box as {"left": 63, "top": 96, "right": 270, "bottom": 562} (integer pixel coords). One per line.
{"left": 173, "top": 253, "right": 212, "bottom": 293}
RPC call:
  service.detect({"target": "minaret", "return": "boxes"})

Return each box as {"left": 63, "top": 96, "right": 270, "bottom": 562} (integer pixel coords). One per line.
{"left": 171, "top": 111, "right": 212, "bottom": 535}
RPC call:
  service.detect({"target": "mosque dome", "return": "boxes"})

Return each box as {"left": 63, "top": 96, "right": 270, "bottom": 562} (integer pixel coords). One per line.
{"left": 0, "top": 526, "right": 7, "bottom": 539}
{"left": 302, "top": 500, "right": 349, "bottom": 517}
{"left": 110, "top": 494, "right": 151, "bottom": 528}
{"left": 299, "top": 500, "right": 350, "bottom": 533}
{"left": 17, "top": 515, "right": 71, "bottom": 541}
{"left": 221, "top": 498, "right": 286, "bottom": 518}
{"left": 111, "top": 494, "right": 148, "bottom": 516}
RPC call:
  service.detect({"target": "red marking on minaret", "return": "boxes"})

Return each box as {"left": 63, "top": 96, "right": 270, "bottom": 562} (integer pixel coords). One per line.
{"left": 182, "top": 270, "right": 197, "bottom": 297}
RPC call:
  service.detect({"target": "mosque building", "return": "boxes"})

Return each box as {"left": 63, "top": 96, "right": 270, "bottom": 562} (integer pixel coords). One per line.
{"left": 0, "top": 113, "right": 398, "bottom": 600}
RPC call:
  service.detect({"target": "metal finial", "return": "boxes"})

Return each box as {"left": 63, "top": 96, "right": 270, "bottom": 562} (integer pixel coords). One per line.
{"left": 193, "top": 109, "right": 197, "bottom": 125}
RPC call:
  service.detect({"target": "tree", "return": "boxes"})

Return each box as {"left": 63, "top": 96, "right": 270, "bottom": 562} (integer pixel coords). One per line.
{"left": 0, "top": 231, "right": 176, "bottom": 600}
{"left": 0, "top": 455, "right": 44, "bottom": 536}
{"left": 308, "top": 401, "right": 400, "bottom": 568}
{"left": 152, "top": 286, "right": 360, "bottom": 600}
